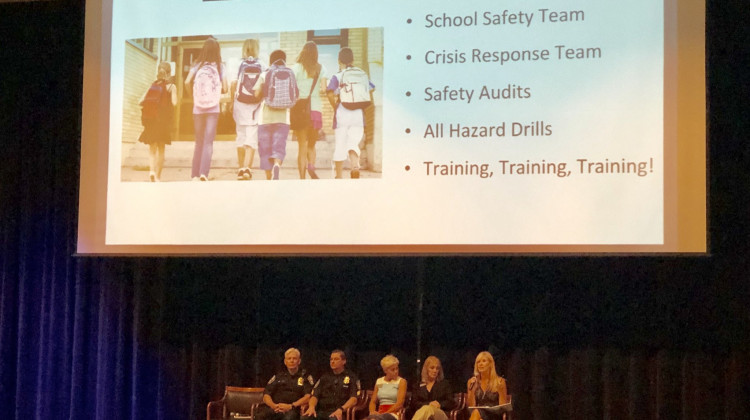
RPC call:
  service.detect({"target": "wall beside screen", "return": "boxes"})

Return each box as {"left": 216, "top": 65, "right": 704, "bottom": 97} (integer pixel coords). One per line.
{"left": 79, "top": 0, "right": 706, "bottom": 255}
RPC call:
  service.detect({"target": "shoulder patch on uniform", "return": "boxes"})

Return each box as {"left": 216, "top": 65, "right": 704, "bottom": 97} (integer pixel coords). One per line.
{"left": 267, "top": 375, "right": 276, "bottom": 384}
{"left": 356, "top": 379, "right": 361, "bottom": 390}
{"left": 307, "top": 375, "right": 314, "bottom": 385}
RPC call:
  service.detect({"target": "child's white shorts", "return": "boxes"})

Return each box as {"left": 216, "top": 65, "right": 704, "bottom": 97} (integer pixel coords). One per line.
{"left": 333, "top": 126, "right": 364, "bottom": 161}
{"left": 235, "top": 124, "right": 259, "bottom": 149}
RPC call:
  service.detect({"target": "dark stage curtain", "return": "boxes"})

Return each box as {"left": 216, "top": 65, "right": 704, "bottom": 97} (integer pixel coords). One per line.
{"left": 1, "top": 1, "right": 749, "bottom": 419}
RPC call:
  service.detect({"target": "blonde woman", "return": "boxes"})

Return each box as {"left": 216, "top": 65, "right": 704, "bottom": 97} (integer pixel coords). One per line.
{"left": 411, "top": 356, "right": 455, "bottom": 420}
{"left": 466, "top": 352, "right": 508, "bottom": 420}
{"left": 365, "top": 355, "right": 407, "bottom": 420}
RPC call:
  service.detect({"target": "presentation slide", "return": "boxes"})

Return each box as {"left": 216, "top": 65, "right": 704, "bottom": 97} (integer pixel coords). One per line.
{"left": 78, "top": 0, "right": 706, "bottom": 254}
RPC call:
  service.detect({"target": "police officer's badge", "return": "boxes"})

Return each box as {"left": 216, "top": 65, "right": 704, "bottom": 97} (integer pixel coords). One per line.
{"left": 344, "top": 376, "right": 350, "bottom": 384}
{"left": 298, "top": 377, "right": 304, "bottom": 386}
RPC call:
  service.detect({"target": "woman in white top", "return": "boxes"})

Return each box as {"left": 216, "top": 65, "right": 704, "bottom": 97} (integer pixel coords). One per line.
{"left": 366, "top": 354, "right": 407, "bottom": 420}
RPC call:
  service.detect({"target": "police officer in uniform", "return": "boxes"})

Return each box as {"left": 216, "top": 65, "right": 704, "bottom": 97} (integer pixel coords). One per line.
{"left": 257, "top": 348, "right": 314, "bottom": 420}
{"left": 303, "top": 350, "right": 361, "bottom": 420}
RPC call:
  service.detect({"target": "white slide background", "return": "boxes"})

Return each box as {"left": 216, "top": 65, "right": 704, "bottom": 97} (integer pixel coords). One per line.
{"left": 105, "top": 0, "right": 663, "bottom": 246}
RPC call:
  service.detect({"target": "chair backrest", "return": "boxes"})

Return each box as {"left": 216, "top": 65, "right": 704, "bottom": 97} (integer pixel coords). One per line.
{"left": 395, "top": 391, "right": 410, "bottom": 420}
{"left": 224, "top": 386, "right": 264, "bottom": 415}
{"left": 347, "top": 390, "right": 372, "bottom": 420}
{"left": 453, "top": 392, "right": 464, "bottom": 408}
{"left": 358, "top": 390, "right": 371, "bottom": 406}
{"left": 448, "top": 393, "right": 466, "bottom": 420}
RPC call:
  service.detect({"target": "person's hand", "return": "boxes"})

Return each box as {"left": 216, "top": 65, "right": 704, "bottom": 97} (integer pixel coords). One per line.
{"left": 275, "top": 403, "right": 292, "bottom": 413}
{"left": 468, "top": 376, "right": 477, "bottom": 390}
{"left": 330, "top": 408, "right": 343, "bottom": 420}
{"left": 429, "top": 401, "right": 440, "bottom": 409}
{"left": 303, "top": 406, "right": 316, "bottom": 417}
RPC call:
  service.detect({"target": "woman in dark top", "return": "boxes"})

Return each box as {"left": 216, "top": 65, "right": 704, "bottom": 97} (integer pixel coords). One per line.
{"left": 411, "top": 356, "right": 455, "bottom": 420}
{"left": 466, "top": 352, "right": 508, "bottom": 420}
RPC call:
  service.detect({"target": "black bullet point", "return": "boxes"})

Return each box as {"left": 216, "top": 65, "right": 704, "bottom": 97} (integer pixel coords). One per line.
{"left": 406, "top": 55, "right": 412, "bottom": 60}
{"left": 406, "top": 91, "right": 411, "bottom": 97}
{"left": 407, "top": 18, "right": 412, "bottom": 24}
{"left": 405, "top": 128, "right": 411, "bottom": 134}
{"left": 405, "top": 165, "right": 411, "bottom": 171}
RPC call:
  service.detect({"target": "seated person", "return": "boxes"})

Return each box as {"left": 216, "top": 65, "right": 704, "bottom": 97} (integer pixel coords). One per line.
{"left": 365, "top": 355, "right": 407, "bottom": 420}
{"left": 256, "top": 348, "right": 314, "bottom": 420}
{"left": 411, "top": 356, "right": 455, "bottom": 420}
{"left": 466, "top": 352, "right": 509, "bottom": 420}
{"left": 303, "top": 349, "right": 360, "bottom": 420}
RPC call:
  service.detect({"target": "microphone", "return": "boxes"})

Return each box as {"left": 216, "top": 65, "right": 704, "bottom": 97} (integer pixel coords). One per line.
{"left": 469, "top": 372, "right": 479, "bottom": 390}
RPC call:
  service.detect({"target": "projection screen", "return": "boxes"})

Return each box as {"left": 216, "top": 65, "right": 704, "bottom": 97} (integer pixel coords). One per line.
{"left": 78, "top": 0, "right": 706, "bottom": 255}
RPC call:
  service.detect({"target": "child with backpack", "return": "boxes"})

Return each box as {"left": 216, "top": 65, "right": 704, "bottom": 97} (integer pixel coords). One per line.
{"left": 231, "top": 39, "right": 265, "bottom": 180}
{"left": 326, "top": 47, "right": 374, "bottom": 179}
{"left": 185, "top": 37, "right": 228, "bottom": 181}
{"left": 290, "top": 41, "right": 327, "bottom": 179}
{"left": 138, "top": 61, "right": 176, "bottom": 182}
{"left": 253, "top": 49, "right": 299, "bottom": 180}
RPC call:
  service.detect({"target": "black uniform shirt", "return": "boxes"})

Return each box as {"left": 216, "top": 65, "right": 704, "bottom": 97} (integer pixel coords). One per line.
{"left": 311, "top": 369, "right": 360, "bottom": 412}
{"left": 265, "top": 369, "right": 315, "bottom": 404}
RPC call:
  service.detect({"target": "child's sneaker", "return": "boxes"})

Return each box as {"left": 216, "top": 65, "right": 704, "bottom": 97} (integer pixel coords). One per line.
{"left": 244, "top": 168, "right": 252, "bottom": 180}
{"left": 237, "top": 169, "right": 244, "bottom": 180}
{"left": 272, "top": 164, "right": 280, "bottom": 180}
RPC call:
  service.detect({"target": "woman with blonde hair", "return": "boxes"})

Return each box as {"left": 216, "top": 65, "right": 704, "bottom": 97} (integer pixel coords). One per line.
{"left": 290, "top": 41, "right": 327, "bottom": 179}
{"left": 365, "top": 355, "right": 407, "bottom": 420}
{"left": 466, "top": 352, "right": 508, "bottom": 420}
{"left": 411, "top": 356, "right": 455, "bottom": 420}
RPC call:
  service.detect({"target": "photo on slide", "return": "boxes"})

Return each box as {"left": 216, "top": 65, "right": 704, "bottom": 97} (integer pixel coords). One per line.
{"left": 119, "top": 28, "right": 383, "bottom": 182}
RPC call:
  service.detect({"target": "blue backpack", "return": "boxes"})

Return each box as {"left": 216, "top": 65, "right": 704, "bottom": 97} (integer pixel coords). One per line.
{"left": 235, "top": 58, "right": 263, "bottom": 104}
{"left": 263, "top": 60, "right": 299, "bottom": 109}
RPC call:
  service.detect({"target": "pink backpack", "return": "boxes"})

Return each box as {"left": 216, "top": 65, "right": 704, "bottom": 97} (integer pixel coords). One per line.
{"left": 192, "top": 63, "right": 222, "bottom": 110}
